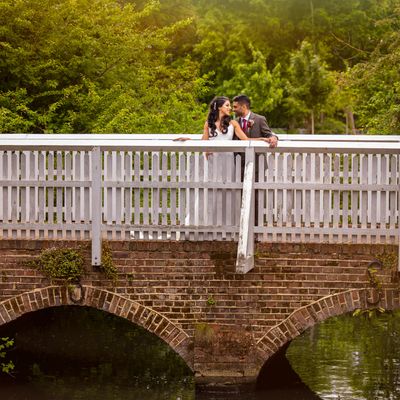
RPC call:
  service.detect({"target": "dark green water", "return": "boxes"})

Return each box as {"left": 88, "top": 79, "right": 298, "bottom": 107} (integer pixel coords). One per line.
{"left": 286, "top": 311, "right": 400, "bottom": 400}
{"left": 0, "top": 307, "right": 399, "bottom": 400}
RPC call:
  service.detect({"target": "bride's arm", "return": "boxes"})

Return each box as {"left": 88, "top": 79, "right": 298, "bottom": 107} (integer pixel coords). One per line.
{"left": 231, "top": 120, "right": 250, "bottom": 140}
{"left": 232, "top": 120, "right": 275, "bottom": 146}
{"left": 202, "top": 121, "right": 213, "bottom": 159}
{"left": 202, "top": 121, "right": 209, "bottom": 140}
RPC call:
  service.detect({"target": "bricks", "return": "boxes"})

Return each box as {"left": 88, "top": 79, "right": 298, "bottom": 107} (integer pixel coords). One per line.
{"left": 0, "top": 239, "right": 398, "bottom": 380}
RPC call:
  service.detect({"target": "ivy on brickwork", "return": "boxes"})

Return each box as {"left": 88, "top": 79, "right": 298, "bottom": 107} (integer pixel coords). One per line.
{"left": 98, "top": 242, "right": 117, "bottom": 282}
{"left": 27, "top": 242, "right": 117, "bottom": 284}
{"left": 376, "top": 250, "right": 398, "bottom": 270}
{"left": 353, "top": 251, "right": 398, "bottom": 319}
{"left": 206, "top": 296, "right": 216, "bottom": 307}
{"left": 194, "top": 323, "right": 214, "bottom": 344}
{"left": 0, "top": 337, "right": 14, "bottom": 375}
{"left": 353, "top": 307, "right": 386, "bottom": 318}
{"left": 367, "top": 251, "right": 398, "bottom": 290}
{"left": 28, "top": 248, "right": 85, "bottom": 284}
{"left": 367, "top": 260, "right": 382, "bottom": 290}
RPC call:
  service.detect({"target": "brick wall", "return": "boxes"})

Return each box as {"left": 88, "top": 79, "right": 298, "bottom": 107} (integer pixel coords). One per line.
{"left": 0, "top": 239, "right": 398, "bottom": 385}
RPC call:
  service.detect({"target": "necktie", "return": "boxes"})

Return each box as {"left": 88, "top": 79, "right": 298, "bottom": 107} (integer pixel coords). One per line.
{"left": 242, "top": 118, "right": 247, "bottom": 132}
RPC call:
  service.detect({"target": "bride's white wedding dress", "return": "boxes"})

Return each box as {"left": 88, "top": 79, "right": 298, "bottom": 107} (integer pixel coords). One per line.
{"left": 209, "top": 124, "right": 235, "bottom": 141}
{"left": 184, "top": 124, "right": 238, "bottom": 229}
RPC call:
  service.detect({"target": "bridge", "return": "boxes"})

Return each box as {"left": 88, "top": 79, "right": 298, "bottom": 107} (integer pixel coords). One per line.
{"left": 0, "top": 134, "right": 400, "bottom": 390}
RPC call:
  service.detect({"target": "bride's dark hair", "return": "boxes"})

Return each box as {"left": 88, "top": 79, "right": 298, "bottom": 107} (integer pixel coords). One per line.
{"left": 207, "top": 96, "right": 231, "bottom": 138}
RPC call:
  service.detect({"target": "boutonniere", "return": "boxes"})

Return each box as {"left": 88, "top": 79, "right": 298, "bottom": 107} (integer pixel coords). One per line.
{"left": 247, "top": 119, "right": 255, "bottom": 128}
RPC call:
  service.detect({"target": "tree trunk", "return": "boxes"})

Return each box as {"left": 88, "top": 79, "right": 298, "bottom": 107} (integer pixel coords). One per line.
{"left": 311, "top": 109, "right": 315, "bottom": 134}
{"left": 345, "top": 106, "right": 357, "bottom": 134}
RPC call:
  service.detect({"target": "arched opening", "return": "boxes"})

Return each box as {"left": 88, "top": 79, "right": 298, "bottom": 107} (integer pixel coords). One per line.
{"left": 257, "top": 311, "right": 400, "bottom": 400}
{"left": 0, "top": 306, "right": 194, "bottom": 400}
{"left": 256, "top": 342, "right": 321, "bottom": 399}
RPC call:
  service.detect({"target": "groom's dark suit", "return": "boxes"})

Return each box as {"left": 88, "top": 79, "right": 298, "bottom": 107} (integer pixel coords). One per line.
{"left": 233, "top": 111, "right": 277, "bottom": 227}
{"left": 232, "top": 111, "right": 275, "bottom": 140}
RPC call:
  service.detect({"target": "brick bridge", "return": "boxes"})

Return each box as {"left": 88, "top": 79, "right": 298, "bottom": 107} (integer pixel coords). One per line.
{"left": 1, "top": 134, "right": 399, "bottom": 389}
{"left": 1, "top": 239, "right": 399, "bottom": 389}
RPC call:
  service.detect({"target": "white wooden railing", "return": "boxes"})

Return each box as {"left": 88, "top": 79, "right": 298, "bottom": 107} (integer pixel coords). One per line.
{"left": 1, "top": 134, "right": 399, "bottom": 273}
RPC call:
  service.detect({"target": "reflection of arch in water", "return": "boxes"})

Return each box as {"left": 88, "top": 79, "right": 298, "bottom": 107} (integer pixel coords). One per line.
{"left": 254, "top": 288, "right": 395, "bottom": 374}
{"left": 254, "top": 288, "right": 379, "bottom": 395}
{"left": 256, "top": 289, "right": 373, "bottom": 361}
{"left": 0, "top": 285, "right": 193, "bottom": 370}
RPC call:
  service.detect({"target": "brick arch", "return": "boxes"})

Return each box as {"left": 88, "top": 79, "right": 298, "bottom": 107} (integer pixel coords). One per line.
{"left": 0, "top": 285, "right": 193, "bottom": 370}
{"left": 254, "top": 288, "right": 396, "bottom": 371}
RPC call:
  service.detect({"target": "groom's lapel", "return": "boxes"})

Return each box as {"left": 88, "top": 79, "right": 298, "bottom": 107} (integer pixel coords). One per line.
{"left": 248, "top": 112, "right": 255, "bottom": 135}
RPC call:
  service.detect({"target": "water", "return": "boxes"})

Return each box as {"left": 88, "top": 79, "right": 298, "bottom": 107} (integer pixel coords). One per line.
{"left": 286, "top": 311, "right": 400, "bottom": 400}
{"left": 0, "top": 307, "right": 400, "bottom": 400}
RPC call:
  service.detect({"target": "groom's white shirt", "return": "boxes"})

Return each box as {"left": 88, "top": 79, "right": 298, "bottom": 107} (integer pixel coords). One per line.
{"left": 240, "top": 111, "right": 251, "bottom": 127}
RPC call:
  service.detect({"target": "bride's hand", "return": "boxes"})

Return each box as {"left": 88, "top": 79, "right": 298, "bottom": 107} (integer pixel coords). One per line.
{"left": 173, "top": 137, "right": 191, "bottom": 142}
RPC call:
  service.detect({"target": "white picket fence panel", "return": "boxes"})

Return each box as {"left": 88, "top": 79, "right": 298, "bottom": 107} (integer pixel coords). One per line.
{"left": 258, "top": 152, "right": 399, "bottom": 244}
{"left": 0, "top": 134, "right": 399, "bottom": 270}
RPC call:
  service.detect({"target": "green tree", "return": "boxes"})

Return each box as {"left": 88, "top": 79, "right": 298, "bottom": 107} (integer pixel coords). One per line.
{"left": 345, "top": 5, "right": 400, "bottom": 134}
{"left": 0, "top": 0, "right": 205, "bottom": 133}
{"left": 287, "top": 40, "right": 334, "bottom": 133}
{"left": 218, "top": 46, "right": 284, "bottom": 116}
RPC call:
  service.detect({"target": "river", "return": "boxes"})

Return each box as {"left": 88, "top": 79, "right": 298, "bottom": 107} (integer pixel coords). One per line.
{"left": 0, "top": 307, "right": 399, "bottom": 400}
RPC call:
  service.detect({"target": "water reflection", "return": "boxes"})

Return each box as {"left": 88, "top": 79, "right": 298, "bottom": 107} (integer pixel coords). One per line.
{"left": 286, "top": 311, "right": 400, "bottom": 400}
{"left": 0, "top": 307, "right": 400, "bottom": 399}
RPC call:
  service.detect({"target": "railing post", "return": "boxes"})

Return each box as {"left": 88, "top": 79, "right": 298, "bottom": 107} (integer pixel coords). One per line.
{"left": 398, "top": 173, "right": 400, "bottom": 272}
{"left": 91, "top": 146, "right": 102, "bottom": 266}
{"left": 236, "top": 146, "right": 255, "bottom": 273}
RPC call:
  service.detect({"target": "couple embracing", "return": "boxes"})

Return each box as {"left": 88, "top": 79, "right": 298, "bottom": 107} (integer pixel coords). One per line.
{"left": 177, "top": 94, "right": 276, "bottom": 227}
{"left": 203, "top": 94, "right": 278, "bottom": 148}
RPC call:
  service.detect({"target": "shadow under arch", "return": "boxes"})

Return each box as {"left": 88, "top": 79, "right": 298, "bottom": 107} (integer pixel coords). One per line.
{"left": 256, "top": 342, "right": 322, "bottom": 399}
{"left": 253, "top": 288, "right": 387, "bottom": 374}
{"left": 0, "top": 285, "right": 193, "bottom": 370}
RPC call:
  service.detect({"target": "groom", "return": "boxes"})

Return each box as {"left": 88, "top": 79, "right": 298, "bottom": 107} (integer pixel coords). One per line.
{"left": 232, "top": 94, "right": 277, "bottom": 226}
{"left": 232, "top": 94, "right": 278, "bottom": 146}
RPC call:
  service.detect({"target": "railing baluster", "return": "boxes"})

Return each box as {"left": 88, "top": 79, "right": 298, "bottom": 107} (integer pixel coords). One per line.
{"left": 237, "top": 146, "right": 255, "bottom": 273}
{"left": 91, "top": 146, "right": 102, "bottom": 266}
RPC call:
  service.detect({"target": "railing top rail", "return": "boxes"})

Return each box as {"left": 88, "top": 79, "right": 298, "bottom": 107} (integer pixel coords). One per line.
{"left": 2, "top": 133, "right": 400, "bottom": 142}
{"left": 1, "top": 134, "right": 400, "bottom": 153}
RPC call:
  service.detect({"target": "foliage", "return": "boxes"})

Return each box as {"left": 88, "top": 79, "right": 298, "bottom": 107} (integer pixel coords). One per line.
{"left": 99, "top": 242, "right": 117, "bottom": 282}
{"left": 0, "top": 337, "right": 14, "bottom": 375}
{"left": 367, "top": 261, "right": 382, "bottom": 290}
{"left": 0, "top": 0, "right": 205, "bottom": 134}
{"left": 206, "top": 295, "right": 216, "bottom": 307}
{"left": 376, "top": 251, "right": 398, "bottom": 270}
{"left": 194, "top": 322, "right": 214, "bottom": 344}
{"left": 1, "top": 0, "right": 400, "bottom": 133}
{"left": 353, "top": 307, "right": 386, "bottom": 319}
{"left": 286, "top": 40, "right": 334, "bottom": 133}
{"left": 348, "top": 43, "right": 400, "bottom": 133}
{"left": 219, "top": 46, "right": 284, "bottom": 116}
{"left": 29, "top": 248, "right": 85, "bottom": 283}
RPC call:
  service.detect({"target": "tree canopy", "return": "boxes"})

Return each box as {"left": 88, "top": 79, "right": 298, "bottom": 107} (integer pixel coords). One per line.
{"left": 1, "top": 0, "right": 400, "bottom": 134}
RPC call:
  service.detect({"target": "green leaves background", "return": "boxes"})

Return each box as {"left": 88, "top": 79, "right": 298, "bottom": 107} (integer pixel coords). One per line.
{"left": 1, "top": 0, "right": 400, "bottom": 134}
